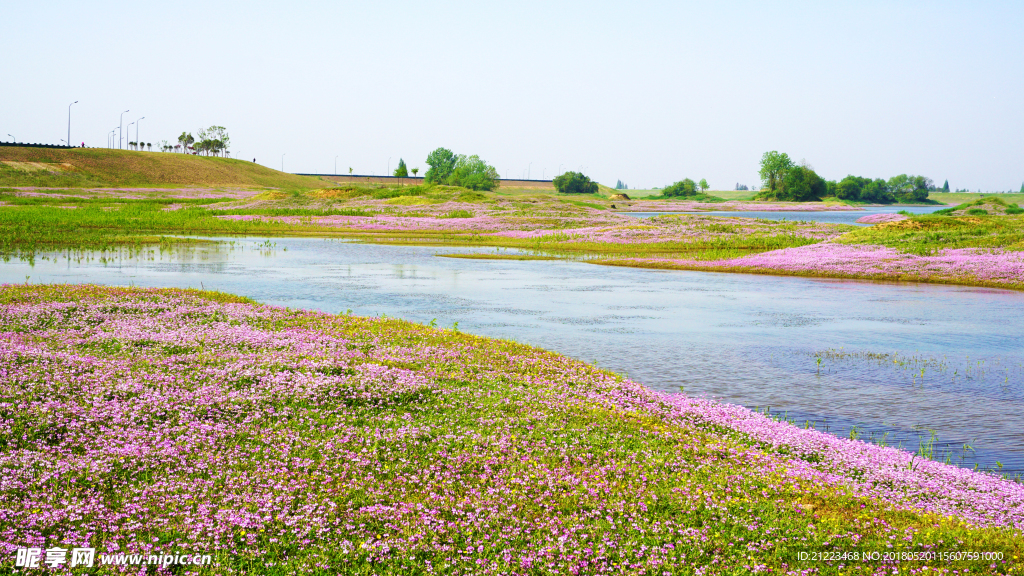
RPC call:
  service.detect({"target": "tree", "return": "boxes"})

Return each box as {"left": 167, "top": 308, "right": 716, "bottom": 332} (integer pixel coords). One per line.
{"left": 553, "top": 171, "right": 598, "bottom": 194}
{"left": 425, "top": 147, "right": 458, "bottom": 184}
{"left": 698, "top": 179, "right": 709, "bottom": 193}
{"left": 615, "top": 180, "right": 623, "bottom": 190}
{"left": 177, "top": 132, "right": 194, "bottom": 153}
{"left": 195, "top": 126, "right": 229, "bottom": 156}
{"left": 448, "top": 155, "right": 499, "bottom": 190}
{"left": 394, "top": 158, "right": 409, "bottom": 177}
{"left": 888, "top": 174, "right": 931, "bottom": 203}
{"left": 758, "top": 151, "right": 794, "bottom": 195}
{"left": 348, "top": 167, "right": 353, "bottom": 174}
{"left": 411, "top": 167, "right": 419, "bottom": 177}
{"left": 776, "top": 166, "right": 826, "bottom": 202}
{"left": 662, "top": 179, "right": 697, "bottom": 197}
{"left": 943, "top": 180, "right": 950, "bottom": 192}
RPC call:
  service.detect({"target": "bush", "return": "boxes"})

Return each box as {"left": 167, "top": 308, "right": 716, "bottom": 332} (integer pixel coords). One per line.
{"left": 439, "top": 209, "right": 473, "bottom": 219}
{"left": 424, "top": 148, "right": 457, "bottom": 184}
{"left": 662, "top": 179, "right": 697, "bottom": 197}
{"left": 553, "top": 171, "right": 598, "bottom": 194}
{"left": 425, "top": 149, "right": 498, "bottom": 191}
{"left": 449, "top": 155, "right": 499, "bottom": 191}
{"left": 1006, "top": 205, "right": 1024, "bottom": 215}
{"left": 756, "top": 166, "right": 825, "bottom": 201}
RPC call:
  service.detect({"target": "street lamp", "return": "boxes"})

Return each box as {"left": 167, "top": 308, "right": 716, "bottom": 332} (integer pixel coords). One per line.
{"left": 387, "top": 157, "right": 391, "bottom": 177}
{"left": 119, "top": 110, "right": 129, "bottom": 149}
{"left": 528, "top": 163, "right": 532, "bottom": 180}
{"left": 335, "top": 155, "right": 339, "bottom": 175}
{"left": 126, "top": 122, "right": 135, "bottom": 149}
{"left": 7, "top": 134, "right": 15, "bottom": 143}
{"left": 67, "top": 101, "right": 78, "bottom": 147}
{"left": 558, "top": 164, "right": 563, "bottom": 176}
{"left": 281, "top": 153, "right": 286, "bottom": 172}
{"left": 136, "top": 117, "right": 144, "bottom": 151}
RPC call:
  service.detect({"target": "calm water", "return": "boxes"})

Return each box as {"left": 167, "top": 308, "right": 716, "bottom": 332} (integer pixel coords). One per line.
{"left": 620, "top": 205, "right": 946, "bottom": 225}
{"left": 4, "top": 238, "right": 1022, "bottom": 474}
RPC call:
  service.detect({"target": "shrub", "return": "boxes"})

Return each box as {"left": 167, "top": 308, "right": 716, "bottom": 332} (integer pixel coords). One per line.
{"left": 757, "top": 166, "right": 825, "bottom": 202}
{"left": 449, "top": 155, "right": 499, "bottom": 191}
{"left": 439, "top": 209, "right": 473, "bottom": 219}
{"left": 662, "top": 179, "right": 697, "bottom": 197}
{"left": 553, "top": 171, "right": 598, "bottom": 194}
{"left": 1006, "top": 205, "right": 1024, "bottom": 215}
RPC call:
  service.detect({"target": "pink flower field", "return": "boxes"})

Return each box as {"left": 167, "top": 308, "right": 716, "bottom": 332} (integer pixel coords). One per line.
{"left": 0, "top": 285, "right": 1021, "bottom": 575}
{"left": 620, "top": 244, "right": 1024, "bottom": 289}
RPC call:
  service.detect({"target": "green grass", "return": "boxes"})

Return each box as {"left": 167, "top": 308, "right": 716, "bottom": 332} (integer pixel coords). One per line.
{"left": 0, "top": 190, "right": 233, "bottom": 206}
{"left": 0, "top": 147, "right": 328, "bottom": 189}
{"left": 928, "top": 192, "right": 1024, "bottom": 206}
{"left": 620, "top": 189, "right": 757, "bottom": 201}
{"left": 435, "top": 253, "right": 562, "bottom": 260}
{"left": 0, "top": 204, "right": 347, "bottom": 254}
{"left": 641, "top": 193, "right": 728, "bottom": 203}
{"left": 837, "top": 212, "right": 1024, "bottom": 255}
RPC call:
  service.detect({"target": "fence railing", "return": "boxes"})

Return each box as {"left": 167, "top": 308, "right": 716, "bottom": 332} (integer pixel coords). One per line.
{"left": 1, "top": 142, "right": 75, "bottom": 149}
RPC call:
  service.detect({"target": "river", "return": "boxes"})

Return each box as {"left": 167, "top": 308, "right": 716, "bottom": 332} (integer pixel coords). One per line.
{"left": 3, "top": 237, "right": 1022, "bottom": 475}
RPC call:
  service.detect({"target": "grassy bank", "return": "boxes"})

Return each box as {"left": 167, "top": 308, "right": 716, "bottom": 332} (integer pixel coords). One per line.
{"left": 2, "top": 185, "right": 1023, "bottom": 290}
{"left": 0, "top": 147, "right": 327, "bottom": 189}
{"left": 0, "top": 284, "right": 1021, "bottom": 575}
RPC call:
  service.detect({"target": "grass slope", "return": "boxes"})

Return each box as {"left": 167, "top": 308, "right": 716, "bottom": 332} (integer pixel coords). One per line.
{"left": 0, "top": 147, "right": 327, "bottom": 189}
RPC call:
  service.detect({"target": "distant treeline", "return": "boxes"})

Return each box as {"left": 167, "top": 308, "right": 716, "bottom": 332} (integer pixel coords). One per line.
{"left": 754, "top": 151, "right": 941, "bottom": 203}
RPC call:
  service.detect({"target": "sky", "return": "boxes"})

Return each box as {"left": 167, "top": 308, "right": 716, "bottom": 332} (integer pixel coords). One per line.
{"left": 2, "top": 0, "right": 1022, "bottom": 191}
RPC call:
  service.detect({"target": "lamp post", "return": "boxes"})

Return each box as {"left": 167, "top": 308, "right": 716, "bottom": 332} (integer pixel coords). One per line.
{"left": 558, "top": 164, "right": 563, "bottom": 176}
{"left": 119, "top": 110, "right": 129, "bottom": 149}
{"left": 7, "top": 134, "right": 14, "bottom": 143}
{"left": 136, "top": 117, "right": 144, "bottom": 151}
{"left": 67, "top": 101, "right": 78, "bottom": 148}
{"left": 528, "top": 163, "right": 532, "bottom": 180}
{"left": 335, "top": 155, "right": 339, "bottom": 175}
{"left": 387, "top": 157, "right": 391, "bottom": 177}
{"left": 126, "top": 122, "right": 135, "bottom": 149}
{"left": 281, "top": 153, "right": 286, "bottom": 172}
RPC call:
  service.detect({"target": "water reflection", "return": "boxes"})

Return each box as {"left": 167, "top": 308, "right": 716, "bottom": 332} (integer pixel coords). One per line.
{"left": 3, "top": 238, "right": 1022, "bottom": 476}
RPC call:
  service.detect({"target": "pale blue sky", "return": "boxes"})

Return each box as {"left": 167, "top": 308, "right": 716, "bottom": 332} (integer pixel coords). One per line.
{"left": 2, "top": 0, "right": 1022, "bottom": 190}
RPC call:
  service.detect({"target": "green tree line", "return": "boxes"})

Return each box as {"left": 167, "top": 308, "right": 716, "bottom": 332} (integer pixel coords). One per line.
{"left": 755, "top": 151, "right": 935, "bottom": 203}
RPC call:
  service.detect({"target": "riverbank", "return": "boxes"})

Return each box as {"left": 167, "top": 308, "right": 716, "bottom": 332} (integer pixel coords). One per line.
{"left": 1, "top": 284, "right": 1021, "bottom": 574}
{"left": 2, "top": 185, "right": 1022, "bottom": 291}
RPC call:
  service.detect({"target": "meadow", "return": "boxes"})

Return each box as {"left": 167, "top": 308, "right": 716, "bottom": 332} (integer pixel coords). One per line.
{"left": 4, "top": 183, "right": 1024, "bottom": 290}
{"left": 1, "top": 284, "right": 1021, "bottom": 575}
{"left": 2, "top": 146, "right": 1024, "bottom": 291}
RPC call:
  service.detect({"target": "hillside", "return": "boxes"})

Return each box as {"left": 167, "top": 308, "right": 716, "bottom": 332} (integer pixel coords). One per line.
{"left": 0, "top": 146, "right": 327, "bottom": 189}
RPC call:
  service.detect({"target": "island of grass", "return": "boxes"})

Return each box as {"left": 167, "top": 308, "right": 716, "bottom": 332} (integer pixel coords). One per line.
{"left": 1, "top": 284, "right": 1021, "bottom": 574}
